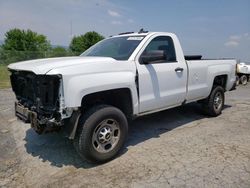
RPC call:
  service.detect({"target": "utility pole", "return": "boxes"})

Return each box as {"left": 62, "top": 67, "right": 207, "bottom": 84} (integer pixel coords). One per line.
{"left": 70, "top": 20, "right": 73, "bottom": 39}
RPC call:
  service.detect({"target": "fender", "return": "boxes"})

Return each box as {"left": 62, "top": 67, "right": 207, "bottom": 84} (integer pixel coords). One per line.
{"left": 61, "top": 71, "right": 139, "bottom": 114}
{"left": 207, "top": 62, "right": 236, "bottom": 94}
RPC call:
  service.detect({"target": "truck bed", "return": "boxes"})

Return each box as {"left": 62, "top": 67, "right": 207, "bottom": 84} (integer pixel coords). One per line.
{"left": 185, "top": 59, "right": 236, "bottom": 102}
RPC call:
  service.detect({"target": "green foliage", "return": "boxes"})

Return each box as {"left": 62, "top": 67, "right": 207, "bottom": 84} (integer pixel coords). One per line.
{"left": 0, "top": 49, "right": 45, "bottom": 64}
{"left": 49, "top": 46, "right": 68, "bottom": 57}
{"left": 69, "top": 31, "right": 104, "bottom": 55}
{"left": 0, "top": 29, "right": 104, "bottom": 65}
{"left": 0, "top": 28, "right": 51, "bottom": 64}
{"left": 2, "top": 28, "right": 51, "bottom": 52}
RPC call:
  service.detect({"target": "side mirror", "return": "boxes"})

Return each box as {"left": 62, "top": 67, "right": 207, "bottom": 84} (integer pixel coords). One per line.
{"left": 140, "top": 50, "right": 166, "bottom": 64}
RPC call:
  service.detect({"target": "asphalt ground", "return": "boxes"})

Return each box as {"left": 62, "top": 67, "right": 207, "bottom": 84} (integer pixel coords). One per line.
{"left": 0, "top": 85, "right": 250, "bottom": 188}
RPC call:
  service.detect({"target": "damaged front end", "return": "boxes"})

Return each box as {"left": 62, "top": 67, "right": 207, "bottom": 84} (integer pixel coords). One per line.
{"left": 10, "top": 70, "right": 72, "bottom": 134}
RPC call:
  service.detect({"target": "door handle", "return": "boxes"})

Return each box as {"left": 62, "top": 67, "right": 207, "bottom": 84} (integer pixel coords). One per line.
{"left": 175, "top": 67, "right": 184, "bottom": 72}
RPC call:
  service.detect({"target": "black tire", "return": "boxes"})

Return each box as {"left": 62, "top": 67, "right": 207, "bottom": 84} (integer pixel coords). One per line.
{"left": 202, "top": 86, "right": 225, "bottom": 117}
{"left": 240, "top": 75, "right": 248, "bottom": 85}
{"left": 73, "top": 105, "right": 128, "bottom": 163}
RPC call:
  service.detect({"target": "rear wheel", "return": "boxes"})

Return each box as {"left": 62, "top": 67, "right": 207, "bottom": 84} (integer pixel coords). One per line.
{"left": 202, "top": 86, "right": 225, "bottom": 117}
{"left": 73, "top": 105, "right": 128, "bottom": 163}
{"left": 240, "top": 75, "right": 248, "bottom": 85}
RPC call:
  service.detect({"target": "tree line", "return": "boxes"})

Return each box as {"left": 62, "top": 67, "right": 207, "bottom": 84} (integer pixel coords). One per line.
{"left": 0, "top": 28, "right": 104, "bottom": 64}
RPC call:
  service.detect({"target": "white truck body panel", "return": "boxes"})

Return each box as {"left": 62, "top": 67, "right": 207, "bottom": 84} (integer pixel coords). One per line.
{"left": 133, "top": 33, "right": 236, "bottom": 113}
{"left": 134, "top": 33, "right": 188, "bottom": 113}
{"left": 8, "top": 56, "right": 117, "bottom": 74}
{"left": 186, "top": 59, "right": 236, "bottom": 101}
{"left": 47, "top": 60, "right": 139, "bottom": 113}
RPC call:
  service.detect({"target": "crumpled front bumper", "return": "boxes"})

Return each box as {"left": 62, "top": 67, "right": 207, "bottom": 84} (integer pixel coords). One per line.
{"left": 15, "top": 102, "right": 61, "bottom": 134}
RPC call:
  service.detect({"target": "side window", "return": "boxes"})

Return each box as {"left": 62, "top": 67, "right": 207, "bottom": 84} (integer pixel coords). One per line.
{"left": 143, "top": 36, "right": 176, "bottom": 62}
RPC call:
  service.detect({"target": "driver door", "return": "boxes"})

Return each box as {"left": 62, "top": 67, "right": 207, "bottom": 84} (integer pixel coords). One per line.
{"left": 135, "top": 35, "right": 187, "bottom": 113}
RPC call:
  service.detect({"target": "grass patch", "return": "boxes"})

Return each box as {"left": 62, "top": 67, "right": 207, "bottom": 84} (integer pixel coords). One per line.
{"left": 0, "top": 64, "right": 11, "bottom": 89}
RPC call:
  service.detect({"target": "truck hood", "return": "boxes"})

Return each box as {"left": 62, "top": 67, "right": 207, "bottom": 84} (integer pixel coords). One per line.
{"left": 8, "top": 56, "right": 117, "bottom": 74}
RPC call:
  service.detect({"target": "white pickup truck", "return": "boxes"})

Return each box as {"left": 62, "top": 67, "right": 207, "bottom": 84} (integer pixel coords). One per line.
{"left": 8, "top": 31, "right": 236, "bottom": 163}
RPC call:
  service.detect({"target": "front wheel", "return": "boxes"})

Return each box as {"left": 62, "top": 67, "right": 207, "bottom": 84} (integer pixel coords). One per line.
{"left": 74, "top": 105, "right": 128, "bottom": 163}
{"left": 202, "top": 86, "right": 225, "bottom": 117}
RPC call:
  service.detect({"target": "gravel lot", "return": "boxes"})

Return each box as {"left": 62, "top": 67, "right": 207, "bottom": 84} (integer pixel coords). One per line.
{"left": 0, "top": 85, "right": 250, "bottom": 188}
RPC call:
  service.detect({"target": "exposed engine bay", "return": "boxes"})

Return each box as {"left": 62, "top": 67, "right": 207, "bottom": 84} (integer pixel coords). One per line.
{"left": 10, "top": 70, "right": 62, "bottom": 133}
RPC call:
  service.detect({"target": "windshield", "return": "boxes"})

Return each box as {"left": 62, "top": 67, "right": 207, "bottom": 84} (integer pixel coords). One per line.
{"left": 80, "top": 36, "right": 145, "bottom": 60}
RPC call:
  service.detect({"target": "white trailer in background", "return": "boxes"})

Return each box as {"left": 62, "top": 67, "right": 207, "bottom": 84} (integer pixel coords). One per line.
{"left": 236, "top": 62, "right": 250, "bottom": 85}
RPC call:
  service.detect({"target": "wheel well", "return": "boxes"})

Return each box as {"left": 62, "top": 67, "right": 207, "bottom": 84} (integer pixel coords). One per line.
{"left": 81, "top": 88, "right": 133, "bottom": 119}
{"left": 213, "top": 75, "right": 227, "bottom": 89}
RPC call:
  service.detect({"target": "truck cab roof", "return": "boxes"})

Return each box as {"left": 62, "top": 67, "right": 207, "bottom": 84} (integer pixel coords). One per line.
{"left": 111, "top": 32, "right": 175, "bottom": 38}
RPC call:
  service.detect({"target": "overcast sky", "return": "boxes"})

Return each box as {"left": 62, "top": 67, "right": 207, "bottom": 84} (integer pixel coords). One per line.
{"left": 0, "top": 0, "right": 249, "bottom": 61}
